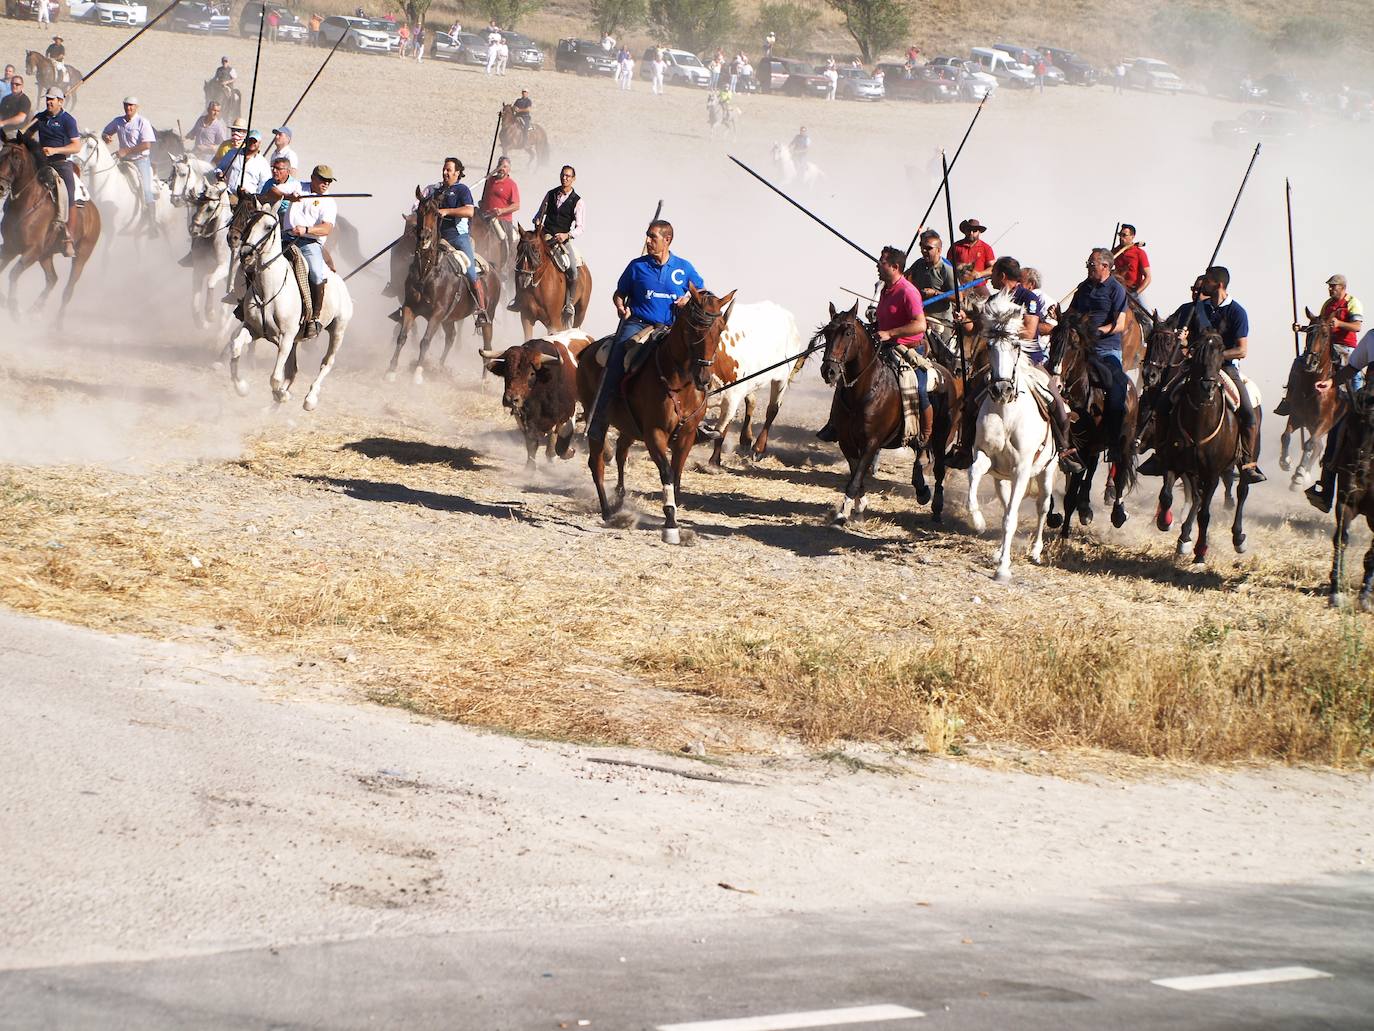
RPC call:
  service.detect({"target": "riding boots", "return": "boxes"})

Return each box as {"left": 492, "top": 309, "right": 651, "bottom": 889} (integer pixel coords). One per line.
{"left": 1306, "top": 424, "right": 1344, "bottom": 512}
{"left": 562, "top": 267, "right": 579, "bottom": 323}
{"left": 1238, "top": 422, "right": 1267, "bottom": 484}
{"left": 54, "top": 221, "right": 74, "bottom": 259}
{"left": 301, "top": 282, "right": 326, "bottom": 339}
{"left": 472, "top": 277, "right": 491, "bottom": 328}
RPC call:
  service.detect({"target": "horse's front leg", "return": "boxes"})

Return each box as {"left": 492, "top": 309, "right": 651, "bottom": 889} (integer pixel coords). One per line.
{"left": 227, "top": 325, "right": 254, "bottom": 397}
{"left": 645, "top": 429, "right": 681, "bottom": 544}
{"left": 1279, "top": 420, "right": 1293, "bottom": 472}
{"left": 303, "top": 318, "right": 346, "bottom": 412}
{"left": 836, "top": 439, "right": 881, "bottom": 525}
{"left": 929, "top": 404, "right": 950, "bottom": 523}
{"left": 269, "top": 337, "right": 296, "bottom": 404}
{"left": 995, "top": 469, "right": 1033, "bottom": 582}
{"left": 1329, "top": 482, "right": 1351, "bottom": 608}
{"left": 1359, "top": 519, "right": 1374, "bottom": 613}
{"left": 438, "top": 319, "right": 457, "bottom": 369}
{"left": 1231, "top": 465, "right": 1250, "bottom": 554}
{"left": 1110, "top": 454, "right": 1131, "bottom": 528}
{"left": 1156, "top": 471, "right": 1175, "bottom": 531}
{"left": 413, "top": 315, "right": 443, "bottom": 385}
{"left": 1294, "top": 431, "right": 1321, "bottom": 490}
{"left": 1193, "top": 476, "right": 1219, "bottom": 564}
{"left": 588, "top": 431, "right": 614, "bottom": 522}
{"left": 710, "top": 392, "right": 742, "bottom": 467}
{"left": 966, "top": 450, "right": 993, "bottom": 534}
{"left": 386, "top": 307, "right": 414, "bottom": 382}
{"left": 1028, "top": 462, "right": 1056, "bottom": 566}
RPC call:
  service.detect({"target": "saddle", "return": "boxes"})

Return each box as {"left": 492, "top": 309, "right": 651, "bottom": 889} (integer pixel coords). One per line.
{"left": 883, "top": 345, "right": 943, "bottom": 447}
{"left": 438, "top": 239, "right": 489, "bottom": 278}
{"left": 593, "top": 324, "right": 669, "bottom": 377}
{"left": 1166, "top": 371, "right": 1261, "bottom": 413}
{"left": 37, "top": 164, "right": 88, "bottom": 208}
{"left": 546, "top": 238, "right": 585, "bottom": 272}
{"left": 282, "top": 242, "right": 315, "bottom": 322}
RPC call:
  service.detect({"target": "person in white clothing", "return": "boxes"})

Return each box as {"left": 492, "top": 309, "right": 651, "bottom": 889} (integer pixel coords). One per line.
{"left": 618, "top": 50, "right": 633, "bottom": 90}
{"left": 219, "top": 130, "right": 270, "bottom": 196}
{"left": 37, "top": 0, "right": 50, "bottom": 24}
{"left": 824, "top": 65, "right": 838, "bottom": 100}
{"left": 651, "top": 49, "right": 666, "bottom": 94}
{"left": 485, "top": 36, "right": 500, "bottom": 74}
{"left": 100, "top": 95, "right": 157, "bottom": 223}
{"left": 269, "top": 125, "right": 298, "bottom": 176}
{"left": 494, "top": 36, "right": 509, "bottom": 74}
{"left": 281, "top": 164, "right": 338, "bottom": 339}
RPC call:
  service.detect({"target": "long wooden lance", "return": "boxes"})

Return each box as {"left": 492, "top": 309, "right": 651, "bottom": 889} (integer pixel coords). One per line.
{"left": 483, "top": 110, "right": 502, "bottom": 180}
{"left": 1207, "top": 142, "right": 1261, "bottom": 269}
{"left": 243, "top": 3, "right": 268, "bottom": 144}
{"left": 942, "top": 149, "right": 967, "bottom": 382}
{"left": 728, "top": 155, "right": 879, "bottom": 264}
{"left": 902, "top": 91, "right": 989, "bottom": 264}
{"left": 274, "top": 25, "right": 351, "bottom": 132}
{"left": 1285, "top": 177, "right": 1300, "bottom": 359}
{"left": 343, "top": 236, "right": 403, "bottom": 281}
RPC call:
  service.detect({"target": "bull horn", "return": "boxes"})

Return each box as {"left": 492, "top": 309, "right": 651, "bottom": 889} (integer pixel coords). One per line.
{"left": 541, "top": 353, "right": 563, "bottom": 365}
{"left": 478, "top": 348, "right": 503, "bottom": 360}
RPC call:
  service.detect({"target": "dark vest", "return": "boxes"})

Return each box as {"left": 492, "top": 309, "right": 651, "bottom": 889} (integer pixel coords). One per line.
{"left": 540, "top": 187, "right": 580, "bottom": 236}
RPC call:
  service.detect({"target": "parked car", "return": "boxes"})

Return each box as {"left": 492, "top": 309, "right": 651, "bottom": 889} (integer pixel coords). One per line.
{"left": 366, "top": 19, "right": 399, "bottom": 51}
{"left": 834, "top": 66, "right": 884, "bottom": 101}
{"left": 1124, "top": 57, "right": 1183, "bottom": 92}
{"left": 429, "top": 30, "right": 464, "bottom": 62}
{"left": 928, "top": 56, "right": 997, "bottom": 100}
{"left": 70, "top": 0, "right": 147, "bottom": 26}
{"left": 239, "top": 4, "right": 304, "bottom": 42}
{"left": 1212, "top": 108, "right": 1298, "bottom": 144}
{"left": 160, "top": 1, "right": 228, "bottom": 33}
{"left": 875, "top": 63, "right": 942, "bottom": 101}
{"left": 316, "top": 15, "right": 390, "bottom": 53}
{"left": 501, "top": 31, "right": 544, "bottom": 70}
{"left": 640, "top": 47, "right": 710, "bottom": 88}
{"left": 992, "top": 43, "right": 1065, "bottom": 85}
{"left": 777, "top": 59, "right": 829, "bottom": 97}
{"left": 1036, "top": 46, "right": 1097, "bottom": 86}
{"left": 442, "top": 32, "right": 490, "bottom": 65}
{"left": 6, "top": 0, "right": 60, "bottom": 21}
{"left": 1257, "top": 73, "right": 1316, "bottom": 108}
{"left": 555, "top": 38, "right": 615, "bottom": 76}
{"left": 970, "top": 47, "right": 1036, "bottom": 88}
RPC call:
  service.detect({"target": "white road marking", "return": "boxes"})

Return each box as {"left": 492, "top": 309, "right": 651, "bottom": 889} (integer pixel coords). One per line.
{"left": 657, "top": 1004, "right": 924, "bottom": 1031}
{"left": 1152, "top": 966, "right": 1333, "bottom": 992}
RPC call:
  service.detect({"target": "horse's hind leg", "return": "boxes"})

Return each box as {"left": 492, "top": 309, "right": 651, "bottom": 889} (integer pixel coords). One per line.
{"left": 711, "top": 392, "right": 742, "bottom": 467}
{"left": 613, "top": 434, "right": 631, "bottom": 510}
{"left": 1359, "top": 517, "right": 1374, "bottom": 613}
{"left": 438, "top": 320, "right": 457, "bottom": 369}
{"left": 1110, "top": 456, "right": 1130, "bottom": 529}
{"left": 1329, "top": 491, "right": 1351, "bottom": 608}
{"left": 738, "top": 393, "right": 755, "bottom": 454}
{"left": 1193, "top": 477, "right": 1219, "bottom": 564}
{"left": 304, "top": 323, "right": 345, "bottom": 412}
{"left": 30, "top": 256, "right": 59, "bottom": 313}
{"left": 1279, "top": 421, "right": 1293, "bottom": 472}
{"left": 1028, "top": 462, "right": 1055, "bottom": 566}
{"left": 929, "top": 406, "right": 950, "bottom": 523}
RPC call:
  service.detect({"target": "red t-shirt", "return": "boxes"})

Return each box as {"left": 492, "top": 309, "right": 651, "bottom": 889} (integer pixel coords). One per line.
{"left": 949, "top": 238, "right": 994, "bottom": 274}
{"left": 1113, "top": 245, "right": 1149, "bottom": 290}
{"left": 1322, "top": 294, "right": 1363, "bottom": 348}
{"left": 878, "top": 277, "right": 925, "bottom": 348}
{"left": 480, "top": 176, "right": 520, "bottom": 222}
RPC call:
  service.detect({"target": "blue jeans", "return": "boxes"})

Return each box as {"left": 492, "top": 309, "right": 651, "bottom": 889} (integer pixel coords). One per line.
{"left": 1096, "top": 352, "right": 1129, "bottom": 445}
{"left": 443, "top": 228, "right": 479, "bottom": 284}
{"left": 588, "top": 318, "right": 650, "bottom": 439}
{"left": 286, "top": 236, "right": 326, "bottom": 285}
{"left": 127, "top": 154, "right": 154, "bottom": 205}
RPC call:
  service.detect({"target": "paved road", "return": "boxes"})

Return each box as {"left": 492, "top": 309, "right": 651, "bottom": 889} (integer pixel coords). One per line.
{"left": 4, "top": 873, "right": 1371, "bottom": 1030}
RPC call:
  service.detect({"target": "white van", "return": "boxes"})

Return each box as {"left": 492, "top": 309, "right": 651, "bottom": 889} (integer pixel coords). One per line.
{"left": 970, "top": 47, "right": 1036, "bottom": 88}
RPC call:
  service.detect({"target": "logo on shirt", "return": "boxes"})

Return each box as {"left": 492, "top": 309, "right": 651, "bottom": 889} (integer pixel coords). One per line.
{"left": 670, "top": 268, "right": 686, "bottom": 287}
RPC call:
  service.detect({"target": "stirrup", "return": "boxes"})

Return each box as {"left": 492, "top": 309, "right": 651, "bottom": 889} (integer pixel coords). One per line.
{"left": 815, "top": 422, "right": 838, "bottom": 443}
{"left": 301, "top": 319, "right": 321, "bottom": 339}
{"left": 1137, "top": 452, "right": 1165, "bottom": 477}
{"left": 695, "top": 422, "right": 721, "bottom": 445}
{"left": 1240, "top": 462, "right": 1266, "bottom": 484}
{"left": 1306, "top": 482, "right": 1333, "bottom": 513}
{"left": 1057, "top": 448, "right": 1084, "bottom": 474}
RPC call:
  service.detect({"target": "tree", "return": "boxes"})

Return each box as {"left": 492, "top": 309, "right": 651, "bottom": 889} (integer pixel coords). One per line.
{"left": 823, "top": 0, "right": 910, "bottom": 63}
{"left": 589, "top": 0, "right": 647, "bottom": 38}
{"left": 753, "top": 1, "right": 820, "bottom": 57}
{"left": 480, "top": 0, "right": 545, "bottom": 29}
{"left": 647, "top": 0, "right": 737, "bottom": 53}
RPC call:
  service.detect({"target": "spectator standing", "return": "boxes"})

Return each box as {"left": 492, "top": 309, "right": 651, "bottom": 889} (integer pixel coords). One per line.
{"left": 824, "top": 60, "right": 838, "bottom": 101}
{"left": 708, "top": 51, "right": 722, "bottom": 90}
{"left": 761, "top": 30, "right": 775, "bottom": 94}
{"left": 729, "top": 52, "right": 742, "bottom": 92}
{"left": 397, "top": 23, "right": 409, "bottom": 58}
{"left": 37, "top": 0, "right": 50, "bottom": 24}
{"left": 1035, "top": 56, "right": 1046, "bottom": 92}
{"left": 486, "top": 34, "right": 500, "bottom": 74}
{"left": 266, "top": 7, "right": 280, "bottom": 43}
{"left": 494, "top": 36, "right": 509, "bottom": 75}
{"left": 414, "top": 24, "right": 425, "bottom": 62}
{"left": 618, "top": 48, "right": 634, "bottom": 91}
{"left": 651, "top": 47, "right": 666, "bottom": 95}
{"left": 1114, "top": 61, "right": 1126, "bottom": 93}
{"left": 739, "top": 54, "right": 754, "bottom": 92}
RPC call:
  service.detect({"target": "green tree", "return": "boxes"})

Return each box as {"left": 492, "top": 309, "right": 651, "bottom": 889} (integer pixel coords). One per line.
{"left": 823, "top": 0, "right": 910, "bottom": 63}
{"left": 589, "top": 0, "right": 647, "bottom": 38}
{"left": 480, "top": 0, "right": 545, "bottom": 29}
{"left": 647, "top": 0, "right": 737, "bottom": 52}
{"left": 754, "top": 1, "right": 820, "bottom": 57}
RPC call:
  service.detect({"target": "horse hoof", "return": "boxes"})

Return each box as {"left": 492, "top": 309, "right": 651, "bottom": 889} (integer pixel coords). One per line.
{"left": 931, "top": 509, "right": 943, "bottom": 525}
{"left": 1193, "top": 549, "right": 1208, "bottom": 565}
{"left": 661, "top": 527, "right": 681, "bottom": 545}
{"left": 1111, "top": 506, "right": 1128, "bottom": 529}
{"left": 994, "top": 568, "right": 1012, "bottom": 584}
{"left": 1078, "top": 507, "right": 1094, "bottom": 526}
{"left": 303, "top": 396, "right": 318, "bottom": 413}
{"left": 1156, "top": 506, "right": 1173, "bottom": 531}
{"left": 1046, "top": 512, "right": 1064, "bottom": 530}
{"left": 1330, "top": 592, "right": 1346, "bottom": 610}
{"left": 234, "top": 379, "right": 250, "bottom": 397}
{"left": 915, "top": 484, "right": 932, "bottom": 506}
{"left": 412, "top": 367, "right": 425, "bottom": 386}
{"left": 1233, "top": 534, "right": 1247, "bottom": 555}
{"left": 384, "top": 370, "right": 397, "bottom": 383}
{"left": 1279, "top": 457, "right": 1292, "bottom": 472}
{"left": 970, "top": 514, "right": 987, "bottom": 533}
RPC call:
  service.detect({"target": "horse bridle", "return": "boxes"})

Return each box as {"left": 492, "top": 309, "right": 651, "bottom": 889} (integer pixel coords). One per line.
{"left": 237, "top": 208, "right": 284, "bottom": 270}
{"left": 513, "top": 236, "right": 542, "bottom": 291}
{"left": 1302, "top": 323, "right": 1332, "bottom": 375}
{"left": 1142, "top": 326, "right": 1185, "bottom": 390}
{"left": 821, "top": 315, "right": 880, "bottom": 389}
{"left": 187, "top": 185, "right": 226, "bottom": 239}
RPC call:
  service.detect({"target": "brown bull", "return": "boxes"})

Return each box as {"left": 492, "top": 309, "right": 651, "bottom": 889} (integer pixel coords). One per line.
{"left": 481, "top": 332, "right": 594, "bottom": 465}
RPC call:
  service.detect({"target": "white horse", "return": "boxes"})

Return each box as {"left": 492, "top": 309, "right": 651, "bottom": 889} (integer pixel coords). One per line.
{"left": 74, "top": 132, "right": 179, "bottom": 240}
{"left": 770, "top": 143, "right": 823, "bottom": 187}
{"left": 226, "top": 206, "right": 352, "bottom": 412}
{"left": 707, "top": 93, "right": 740, "bottom": 140}
{"left": 165, "top": 153, "right": 215, "bottom": 207}
{"left": 967, "top": 320, "right": 1058, "bottom": 582}
{"left": 707, "top": 301, "right": 803, "bottom": 464}
{"left": 182, "top": 179, "right": 233, "bottom": 334}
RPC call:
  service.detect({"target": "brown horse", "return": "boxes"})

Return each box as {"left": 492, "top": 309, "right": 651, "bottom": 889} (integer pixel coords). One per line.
{"left": 498, "top": 103, "right": 549, "bottom": 170}
{"left": 1279, "top": 313, "right": 1345, "bottom": 490}
{"left": 510, "top": 225, "right": 592, "bottom": 338}
{"left": 1047, "top": 310, "right": 1138, "bottom": 533}
{"left": 470, "top": 212, "right": 515, "bottom": 276}
{"left": 25, "top": 52, "right": 82, "bottom": 108}
{"left": 0, "top": 140, "right": 100, "bottom": 320}
{"left": 815, "top": 302, "right": 957, "bottom": 525}
{"left": 1152, "top": 329, "right": 1252, "bottom": 564}
{"left": 203, "top": 78, "right": 241, "bottom": 126}
{"left": 387, "top": 188, "right": 499, "bottom": 385}
{"left": 576, "top": 284, "right": 736, "bottom": 544}
{"left": 1325, "top": 385, "right": 1374, "bottom": 610}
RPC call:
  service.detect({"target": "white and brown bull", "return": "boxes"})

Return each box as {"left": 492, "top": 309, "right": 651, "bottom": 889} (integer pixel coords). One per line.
{"left": 480, "top": 330, "right": 594, "bottom": 465}
{"left": 707, "top": 301, "right": 805, "bottom": 465}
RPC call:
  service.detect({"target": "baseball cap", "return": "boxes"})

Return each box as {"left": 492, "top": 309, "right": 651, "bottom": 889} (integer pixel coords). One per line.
{"left": 1327, "top": 274, "right": 1347, "bottom": 286}
{"left": 247, "top": 129, "right": 265, "bottom": 142}
{"left": 44, "top": 86, "right": 64, "bottom": 99}
{"left": 123, "top": 95, "right": 139, "bottom": 105}
{"left": 312, "top": 164, "right": 336, "bottom": 181}
{"left": 273, "top": 126, "right": 292, "bottom": 138}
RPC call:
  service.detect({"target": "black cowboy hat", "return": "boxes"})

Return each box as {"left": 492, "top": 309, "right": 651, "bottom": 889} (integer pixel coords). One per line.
{"left": 959, "top": 218, "right": 987, "bottom": 233}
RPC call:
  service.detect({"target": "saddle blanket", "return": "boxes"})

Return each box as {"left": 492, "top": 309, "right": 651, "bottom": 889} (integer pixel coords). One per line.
{"left": 891, "top": 346, "right": 943, "bottom": 447}
{"left": 1221, "top": 371, "right": 1262, "bottom": 411}
{"left": 438, "top": 240, "right": 490, "bottom": 277}
{"left": 546, "top": 239, "right": 586, "bottom": 272}
{"left": 593, "top": 324, "right": 667, "bottom": 377}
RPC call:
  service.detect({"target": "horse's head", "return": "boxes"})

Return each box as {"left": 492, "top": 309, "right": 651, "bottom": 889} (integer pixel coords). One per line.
{"left": 75, "top": 131, "right": 101, "bottom": 169}
{"left": 1046, "top": 309, "right": 1094, "bottom": 377}
{"left": 412, "top": 185, "right": 443, "bottom": 277}
{"left": 188, "top": 180, "right": 228, "bottom": 237}
{"left": 1188, "top": 327, "right": 1227, "bottom": 402}
{"left": 1300, "top": 307, "right": 1333, "bottom": 375}
{"left": 513, "top": 224, "right": 545, "bottom": 290}
{"left": 0, "top": 139, "right": 34, "bottom": 201}
{"left": 1142, "top": 315, "right": 1184, "bottom": 390}
{"left": 985, "top": 311, "right": 1024, "bottom": 403}
{"left": 24, "top": 51, "right": 38, "bottom": 76}
{"left": 235, "top": 206, "right": 280, "bottom": 272}
{"left": 677, "top": 283, "right": 736, "bottom": 391}
{"left": 225, "top": 189, "right": 271, "bottom": 248}
{"left": 817, "top": 301, "right": 867, "bottom": 387}
{"left": 167, "top": 155, "right": 197, "bottom": 206}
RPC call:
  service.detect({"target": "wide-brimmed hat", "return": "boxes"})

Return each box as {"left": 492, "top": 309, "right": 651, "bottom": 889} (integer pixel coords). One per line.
{"left": 312, "top": 164, "right": 336, "bottom": 181}
{"left": 959, "top": 218, "right": 988, "bottom": 233}
{"left": 229, "top": 117, "right": 247, "bottom": 130}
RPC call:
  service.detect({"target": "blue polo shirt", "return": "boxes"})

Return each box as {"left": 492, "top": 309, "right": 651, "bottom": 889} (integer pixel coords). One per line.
{"left": 1207, "top": 298, "right": 1250, "bottom": 353}
{"left": 33, "top": 109, "right": 78, "bottom": 157}
{"left": 1069, "top": 275, "right": 1128, "bottom": 360}
{"left": 616, "top": 252, "right": 704, "bottom": 325}
{"left": 435, "top": 181, "right": 474, "bottom": 236}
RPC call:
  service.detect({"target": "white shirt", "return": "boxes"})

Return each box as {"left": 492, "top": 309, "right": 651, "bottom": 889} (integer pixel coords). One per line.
{"left": 284, "top": 194, "right": 337, "bottom": 236}
{"left": 271, "top": 144, "right": 299, "bottom": 173}
{"left": 225, "top": 153, "right": 270, "bottom": 195}
{"left": 102, "top": 113, "right": 155, "bottom": 152}
{"left": 1349, "top": 329, "right": 1374, "bottom": 370}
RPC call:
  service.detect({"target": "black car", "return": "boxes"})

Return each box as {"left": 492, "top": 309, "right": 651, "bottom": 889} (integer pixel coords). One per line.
{"left": 779, "top": 60, "right": 829, "bottom": 97}
{"left": 554, "top": 38, "right": 615, "bottom": 76}
{"left": 1212, "top": 108, "right": 1299, "bottom": 144}
{"left": 875, "top": 63, "right": 957, "bottom": 102}
{"left": 1036, "top": 46, "right": 1096, "bottom": 86}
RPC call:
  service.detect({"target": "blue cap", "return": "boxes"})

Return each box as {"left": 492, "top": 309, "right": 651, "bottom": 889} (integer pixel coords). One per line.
{"left": 272, "top": 126, "right": 292, "bottom": 138}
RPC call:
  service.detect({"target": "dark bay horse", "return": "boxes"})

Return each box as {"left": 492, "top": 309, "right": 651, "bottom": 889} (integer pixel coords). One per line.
{"left": 387, "top": 188, "right": 499, "bottom": 385}
{"left": 1325, "top": 384, "right": 1374, "bottom": 610}
{"left": 575, "top": 284, "right": 736, "bottom": 544}
{"left": 510, "top": 225, "right": 592, "bottom": 338}
{"left": 25, "top": 52, "right": 82, "bottom": 108}
{"left": 1047, "top": 311, "right": 1137, "bottom": 533}
{"left": 0, "top": 139, "right": 100, "bottom": 320}
{"left": 1153, "top": 329, "right": 1252, "bottom": 564}
{"left": 203, "top": 78, "right": 241, "bottom": 126}
{"left": 1279, "top": 314, "right": 1345, "bottom": 490}
{"left": 816, "top": 302, "right": 956, "bottom": 525}
{"left": 498, "top": 103, "right": 549, "bottom": 170}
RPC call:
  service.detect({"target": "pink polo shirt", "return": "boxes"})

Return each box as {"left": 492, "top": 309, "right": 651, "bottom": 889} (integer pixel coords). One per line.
{"left": 877, "top": 276, "right": 925, "bottom": 348}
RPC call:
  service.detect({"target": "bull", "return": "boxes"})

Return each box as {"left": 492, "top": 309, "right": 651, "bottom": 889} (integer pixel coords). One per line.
{"left": 480, "top": 331, "right": 594, "bottom": 465}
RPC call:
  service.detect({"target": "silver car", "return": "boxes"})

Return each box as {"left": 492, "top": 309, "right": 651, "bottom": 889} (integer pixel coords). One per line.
{"left": 834, "top": 66, "right": 884, "bottom": 101}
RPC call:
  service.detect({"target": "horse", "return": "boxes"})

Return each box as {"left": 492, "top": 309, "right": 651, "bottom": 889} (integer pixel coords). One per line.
{"left": 815, "top": 302, "right": 956, "bottom": 525}
{"left": 509, "top": 225, "right": 592, "bottom": 338}
{"left": 966, "top": 311, "right": 1058, "bottom": 582}
{"left": 386, "top": 187, "right": 499, "bottom": 385}
{"left": 470, "top": 212, "right": 515, "bottom": 276}
{"left": 165, "top": 153, "right": 215, "bottom": 207}
{"left": 1152, "top": 328, "right": 1252, "bottom": 564}
{"left": 181, "top": 179, "right": 233, "bottom": 335}
{"left": 73, "top": 132, "right": 179, "bottom": 239}
{"left": 770, "top": 143, "right": 822, "bottom": 187}
{"left": 706, "top": 301, "right": 805, "bottom": 466}
{"left": 1047, "top": 310, "right": 1138, "bottom": 534}
{"left": 1278, "top": 312, "right": 1345, "bottom": 490}
{"left": 576, "top": 284, "right": 737, "bottom": 544}
{"left": 0, "top": 139, "right": 100, "bottom": 320}
{"left": 498, "top": 103, "right": 549, "bottom": 170}
{"left": 226, "top": 205, "right": 353, "bottom": 411}
{"left": 1325, "top": 383, "right": 1374, "bottom": 610}
{"left": 24, "top": 51, "right": 82, "bottom": 107}
{"left": 203, "top": 78, "right": 241, "bottom": 126}
{"left": 707, "top": 93, "right": 740, "bottom": 140}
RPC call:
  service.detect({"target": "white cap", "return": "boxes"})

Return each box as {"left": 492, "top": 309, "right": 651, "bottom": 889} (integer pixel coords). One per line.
{"left": 123, "top": 95, "right": 139, "bottom": 106}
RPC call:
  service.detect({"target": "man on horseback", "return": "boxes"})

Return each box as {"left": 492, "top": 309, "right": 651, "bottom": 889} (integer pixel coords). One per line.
{"left": 269, "top": 126, "right": 298, "bottom": 177}
{"left": 478, "top": 154, "right": 519, "bottom": 267}
{"left": 1307, "top": 327, "right": 1374, "bottom": 512}
{"left": 185, "top": 100, "right": 228, "bottom": 161}
{"left": 1276, "top": 274, "right": 1363, "bottom": 416}
{"left": 281, "top": 164, "right": 337, "bottom": 340}
{"left": 1062, "top": 246, "right": 1130, "bottom": 460}
{"left": 528, "top": 165, "right": 584, "bottom": 323}
{"left": 587, "top": 218, "right": 703, "bottom": 444}
{"left": 217, "top": 129, "right": 269, "bottom": 196}
{"left": 907, "top": 229, "right": 957, "bottom": 364}
{"left": 511, "top": 90, "right": 532, "bottom": 147}
{"left": 1113, "top": 223, "right": 1153, "bottom": 335}
{"left": 429, "top": 156, "right": 490, "bottom": 328}
{"left": 45, "top": 37, "right": 65, "bottom": 64}
{"left": 1202, "top": 266, "right": 1265, "bottom": 484}
{"left": 22, "top": 87, "right": 80, "bottom": 258}
{"left": 949, "top": 218, "right": 994, "bottom": 276}
{"left": 788, "top": 126, "right": 810, "bottom": 171}
{"left": 101, "top": 96, "right": 157, "bottom": 232}
{"left": 0, "top": 74, "right": 30, "bottom": 130}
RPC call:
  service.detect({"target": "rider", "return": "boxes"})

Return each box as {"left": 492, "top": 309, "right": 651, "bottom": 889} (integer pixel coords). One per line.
{"left": 1112, "top": 223, "right": 1152, "bottom": 314}
{"left": 23, "top": 86, "right": 80, "bottom": 259}
{"left": 1062, "top": 246, "right": 1130, "bottom": 465}
{"left": 876, "top": 244, "right": 932, "bottom": 443}
{"left": 0, "top": 73, "right": 30, "bottom": 129}
{"left": 528, "top": 164, "right": 584, "bottom": 323}
{"left": 280, "top": 164, "right": 337, "bottom": 340}
{"left": 478, "top": 154, "right": 519, "bottom": 267}
{"left": 788, "top": 126, "right": 810, "bottom": 169}
{"left": 1202, "top": 265, "right": 1265, "bottom": 484}
{"left": 212, "top": 56, "right": 242, "bottom": 110}
{"left": 213, "top": 118, "right": 247, "bottom": 164}
{"left": 430, "top": 156, "right": 490, "bottom": 328}
{"left": 45, "top": 36, "right": 65, "bottom": 63}
{"left": 1306, "top": 326, "right": 1374, "bottom": 512}
{"left": 949, "top": 218, "right": 995, "bottom": 275}
{"left": 587, "top": 218, "right": 703, "bottom": 444}
{"left": 1275, "top": 274, "right": 1363, "bottom": 416}
{"left": 217, "top": 129, "right": 270, "bottom": 197}
{"left": 269, "top": 126, "right": 299, "bottom": 177}
{"left": 259, "top": 154, "right": 300, "bottom": 213}
{"left": 184, "top": 100, "right": 228, "bottom": 161}
{"left": 906, "top": 229, "right": 957, "bottom": 364}
{"left": 511, "top": 89, "right": 532, "bottom": 146}
{"left": 101, "top": 96, "right": 158, "bottom": 231}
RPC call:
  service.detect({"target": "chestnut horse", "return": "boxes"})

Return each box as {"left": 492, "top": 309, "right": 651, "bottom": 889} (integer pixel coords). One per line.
{"left": 0, "top": 140, "right": 100, "bottom": 320}
{"left": 510, "top": 225, "right": 592, "bottom": 338}
{"left": 815, "top": 302, "right": 956, "bottom": 525}
{"left": 387, "top": 188, "right": 499, "bottom": 385}
{"left": 1325, "top": 385, "right": 1374, "bottom": 610}
{"left": 1152, "top": 329, "right": 1252, "bottom": 564}
{"left": 576, "top": 284, "right": 736, "bottom": 544}
{"left": 498, "top": 103, "right": 549, "bottom": 170}
{"left": 25, "top": 52, "right": 82, "bottom": 108}
{"left": 1278, "top": 313, "right": 1345, "bottom": 490}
